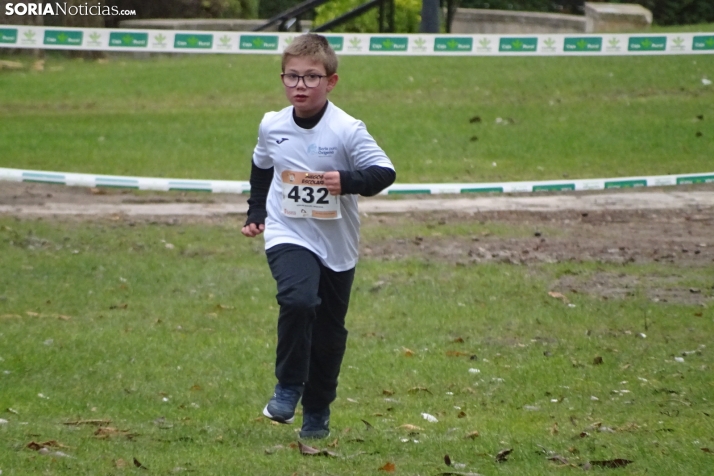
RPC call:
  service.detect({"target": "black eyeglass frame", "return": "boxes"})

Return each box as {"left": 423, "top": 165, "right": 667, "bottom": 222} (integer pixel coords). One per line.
{"left": 281, "top": 73, "right": 328, "bottom": 88}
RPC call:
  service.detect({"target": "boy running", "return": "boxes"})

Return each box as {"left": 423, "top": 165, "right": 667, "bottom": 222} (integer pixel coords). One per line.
{"left": 241, "top": 34, "right": 396, "bottom": 439}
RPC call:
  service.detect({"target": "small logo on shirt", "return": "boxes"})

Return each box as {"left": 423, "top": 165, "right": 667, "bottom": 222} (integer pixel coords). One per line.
{"left": 276, "top": 138, "right": 289, "bottom": 144}
{"left": 307, "top": 143, "right": 337, "bottom": 156}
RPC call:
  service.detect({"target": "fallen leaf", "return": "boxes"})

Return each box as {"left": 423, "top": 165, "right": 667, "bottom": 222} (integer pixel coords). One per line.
{"left": 495, "top": 448, "right": 513, "bottom": 463}
{"left": 26, "top": 441, "right": 43, "bottom": 451}
{"left": 593, "top": 356, "right": 603, "bottom": 365}
{"left": 297, "top": 441, "right": 338, "bottom": 457}
{"left": 465, "top": 430, "right": 480, "bottom": 439}
{"left": 327, "top": 438, "right": 339, "bottom": 448}
{"left": 587, "top": 459, "right": 633, "bottom": 469}
{"left": 94, "top": 427, "right": 134, "bottom": 439}
{"left": 361, "top": 419, "right": 374, "bottom": 429}
{"left": 550, "top": 422, "right": 559, "bottom": 435}
{"left": 190, "top": 384, "right": 202, "bottom": 391}
{"left": 548, "top": 455, "right": 569, "bottom": 465}
{"left": 382, "top": 389, "right": 394, "bottom": 396}
{"left": 402, "top": 347, "right": 415, "bottom": 357}
{"left": 114, "top": 458, "right": 127, "bottom": 468}
{"left": 548, "top": 291, "right": 569, "bottom": 304}
{"left": 133, "top": 457, "right": 148, "bottom": 469}
{"left": 64, "top": 418, "right": 111, "bottom": 426}
{"left": 408, "top": 386, "right": 432, "bottom": 394}
{"left": 298, "top": 441, "right": 320, "bottom": 455}
{"left": 445, "top": 454, "right": 452, "bottom": 466}
{"left": 378, "top": 461, "right": 396, "bottom": 472}
{"left": 457, "top": 411, "right": 467, "bottom": 418}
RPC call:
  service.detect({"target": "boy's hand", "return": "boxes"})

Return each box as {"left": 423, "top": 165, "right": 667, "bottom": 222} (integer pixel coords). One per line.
{"left": 241, "top": 223, "right": 265, "bottom": 237}
{"left": 324, "top": 171, "right": 341, "bottom": 196}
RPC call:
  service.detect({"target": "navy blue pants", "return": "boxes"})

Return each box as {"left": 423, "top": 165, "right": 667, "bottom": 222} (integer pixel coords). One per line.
{"left": 266, "top": 244, "right": 355, "bottom": 411}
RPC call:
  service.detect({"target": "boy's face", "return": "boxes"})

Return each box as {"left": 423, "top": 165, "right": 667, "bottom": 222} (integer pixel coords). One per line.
{"left": 282, "top": 56, "right": 338, "bottom": 118}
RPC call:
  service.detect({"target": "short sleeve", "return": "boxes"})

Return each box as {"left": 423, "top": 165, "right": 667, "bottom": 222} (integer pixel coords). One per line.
{"left": 348, "top": 121, "right": 394, "bottom": 171}
{"left": 252, "top": 114, "right": 274, "bottom": 170}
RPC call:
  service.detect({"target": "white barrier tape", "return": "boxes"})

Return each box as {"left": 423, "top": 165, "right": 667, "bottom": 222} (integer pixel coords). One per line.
{"left": 2, "top": 167, "right": 713, "bottom": 195}
{"left": 1, "top": 25, "right": 713, "bottom": 56}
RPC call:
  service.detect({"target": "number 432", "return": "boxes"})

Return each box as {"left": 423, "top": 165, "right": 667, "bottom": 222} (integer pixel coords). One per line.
{"left": 287, "top": 186, "right": 330, "bottom": 204}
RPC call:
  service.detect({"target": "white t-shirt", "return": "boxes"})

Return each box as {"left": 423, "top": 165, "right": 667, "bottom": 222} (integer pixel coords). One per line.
{"left": 253, "top": 101, "right": 394, "bottom": 272}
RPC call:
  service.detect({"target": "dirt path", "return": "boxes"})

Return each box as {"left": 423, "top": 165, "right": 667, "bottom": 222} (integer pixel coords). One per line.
{"left": 2, "top": 181, "right": 713, "bottom": 306}
{"left": 2, "top": 182, "right": 714, "bottom": 216}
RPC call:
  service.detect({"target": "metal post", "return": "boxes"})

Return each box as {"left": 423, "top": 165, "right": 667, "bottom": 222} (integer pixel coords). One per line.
{"left": 420, "top": 0, "right": 440, "bottom": 33}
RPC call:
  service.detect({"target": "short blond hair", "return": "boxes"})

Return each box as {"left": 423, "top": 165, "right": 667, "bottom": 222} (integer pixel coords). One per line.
{"left": 281, "top": 34, "right": 338, "bottom": 76}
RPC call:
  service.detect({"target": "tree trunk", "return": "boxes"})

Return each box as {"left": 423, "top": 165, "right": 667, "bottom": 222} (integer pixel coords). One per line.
{"left": 0, "top": 0, "right": 44, "bottom": 57}
{"left": 62, "top": 0, "right": 106, "bottom": 59}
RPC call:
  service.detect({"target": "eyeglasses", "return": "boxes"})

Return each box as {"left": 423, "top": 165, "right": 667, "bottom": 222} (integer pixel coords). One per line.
{"left": 281, "top": 73, "right": 327, "bottom": 88}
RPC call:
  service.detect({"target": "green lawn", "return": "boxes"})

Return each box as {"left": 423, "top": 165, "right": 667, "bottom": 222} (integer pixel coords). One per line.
{"left": 1, "top": 217, "right": 713, "bottom": 475}
{"left": 1, "top": 45, "right": 712, "bottom": 183}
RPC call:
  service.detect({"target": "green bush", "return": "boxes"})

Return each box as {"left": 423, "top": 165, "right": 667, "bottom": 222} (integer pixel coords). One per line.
{"left": 106, "top": 0, "right": 258, "bottom": 27}
{"left": 456, "top": 0, "right": 714, "bottom": 25}
{"left": 314, "top": 0, "right": 421, "bottom": 32}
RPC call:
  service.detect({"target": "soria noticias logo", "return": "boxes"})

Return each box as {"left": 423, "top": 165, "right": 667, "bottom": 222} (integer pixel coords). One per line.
{"left": 5, "top": 3, "right": 136, "bottom": 16}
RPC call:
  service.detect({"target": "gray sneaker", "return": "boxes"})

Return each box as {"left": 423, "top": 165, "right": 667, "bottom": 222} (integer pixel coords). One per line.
{"left": 262, "top": 383, "right": 303, "bottom": 424}
{"left": 299, "top": 407, "right": 330, "bottom": 439}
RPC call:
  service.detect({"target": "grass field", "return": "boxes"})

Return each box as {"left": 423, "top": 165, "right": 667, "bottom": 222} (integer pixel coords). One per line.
{"left": 1, "top": 29, "right": 713, "bottom": 184}
{"left": 1, "top": 214, "right": 713, "bottom": 475}
{"left": 1, "top": 23, "right": 714, "bottom": 475}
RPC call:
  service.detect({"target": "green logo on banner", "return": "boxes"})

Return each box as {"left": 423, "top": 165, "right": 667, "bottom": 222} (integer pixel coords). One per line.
{"left": 676, "top": 174, "right": 714, "bottom": 185}
{"left": 218, "top": 35, "right": 231, "bottom": 48}
{"left": 326, "top": 36, "right": 344, "bottom": 51}
{"left": 693, "top": 36, "right": 714, "bottom": 50}
{"left": 239, "top": 35, "right": 278, "bottom": 50}
{"left": 628, "top": 36, "right": 666, "bottom": 51}
{"left": 44, "top": 30, "right": 83, "bottom": 46}
{"left": 434, "top": 37, "right": 473, "bottom": 52}
{"left": 175, "top": 34, "right": 213, "bottom": 49}
{"left": 564, "top": 37, "right": 602, "bottom": 52}
{"left": 461, "top": 186, "right": 504, "bottom": 193}
{"left": 369, "top": 37, "right": 409, "bottom": 51}
{"left": 153, "top": 33, "right": 167, "bottom": 47}
{"left": 499, "top": 37, "right": 538, "bottom": 52}
{"left": 542, "top": 37, "right": 556, "bottom": 50}
{"left": 604, "top": 179, "right": 646, "bottom": 189}
{"left": 0, "top": 28, "right": 18, "bottom": 44}
{"left": 533, "top": 183, "right": 576, "bottom": 192}
{"left": 109, "top": 32, "right": 148, "bottom": 48}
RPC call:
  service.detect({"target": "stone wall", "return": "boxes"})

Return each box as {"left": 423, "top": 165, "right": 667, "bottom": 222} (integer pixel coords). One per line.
{"left": 452, "top": 9, "right": 586, "bottom": 34}
{"left": 452, "top": 2, "right": 652, "bottom": 35}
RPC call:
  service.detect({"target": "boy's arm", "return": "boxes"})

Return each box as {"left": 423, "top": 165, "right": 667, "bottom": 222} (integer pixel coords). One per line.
{"left": 337, "top": 166, "right": 396, "bottom": 197}
{"left": 245, "top": 161, "right": 274, "bottom": 227}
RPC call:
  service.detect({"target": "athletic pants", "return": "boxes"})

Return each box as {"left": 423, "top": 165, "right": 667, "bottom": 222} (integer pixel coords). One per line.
{"left": 266, "top": 243, "right": 355, "bottom": 411}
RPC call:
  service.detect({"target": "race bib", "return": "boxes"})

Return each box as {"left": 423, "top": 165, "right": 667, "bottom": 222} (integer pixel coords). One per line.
{"left": 281, "top": 170, "right": 341, "bottom": 220}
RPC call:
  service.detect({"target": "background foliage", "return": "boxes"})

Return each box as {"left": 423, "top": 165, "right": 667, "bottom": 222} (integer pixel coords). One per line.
{"left": 105, "top": 0, "right": 259, "bottom": 27}
{"left": 457, "top": 0, "right": 714, "bottom": 26}
{"left": 313, "top": 0, "right": 422, "bottom": 32}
